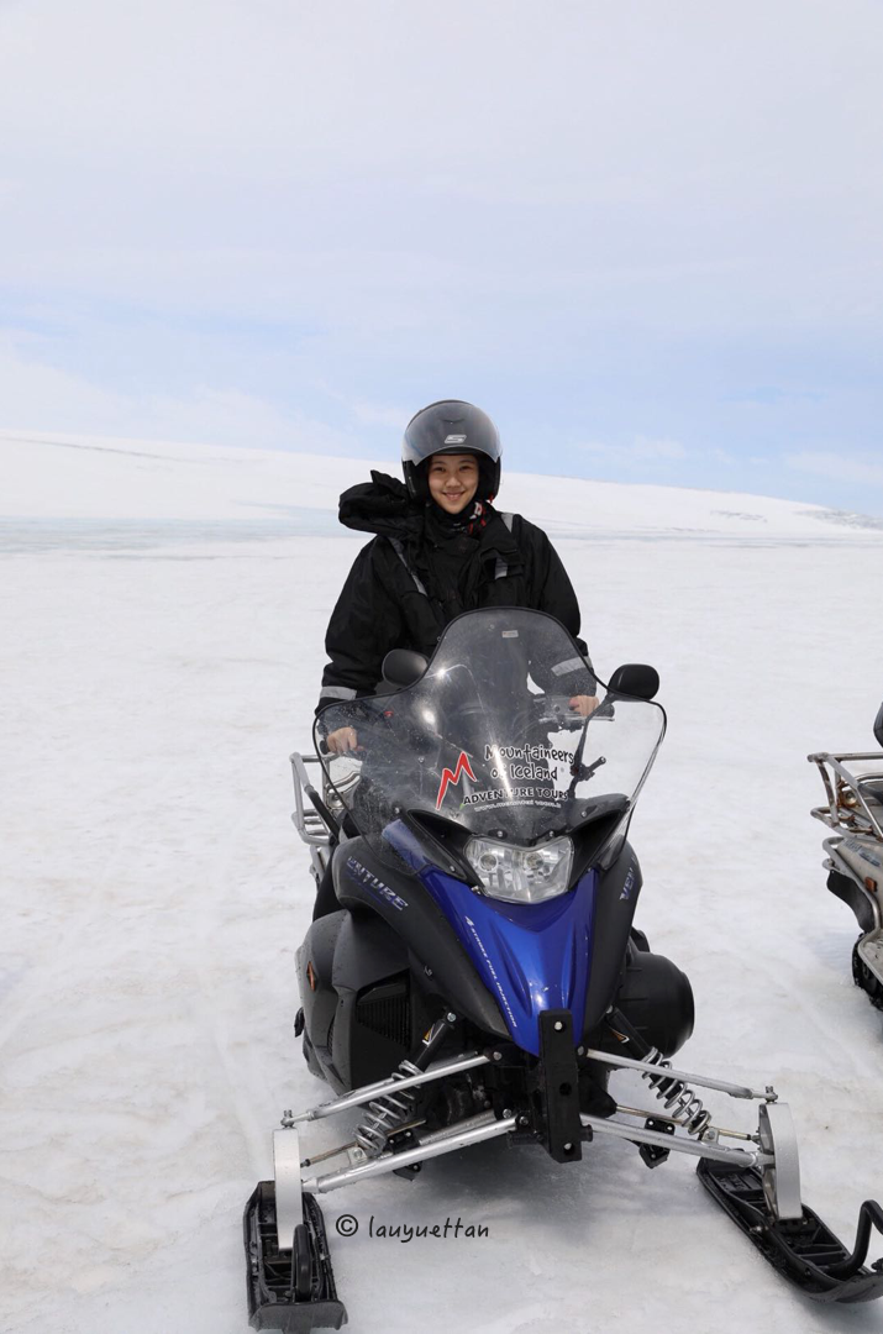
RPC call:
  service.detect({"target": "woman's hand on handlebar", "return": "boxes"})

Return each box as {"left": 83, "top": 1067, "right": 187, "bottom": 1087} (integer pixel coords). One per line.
{"left": 326, "top": 726, "right": 360, "bottom": 755}
{"left": 569, "top": 695, "right": 600, "bottom": 718}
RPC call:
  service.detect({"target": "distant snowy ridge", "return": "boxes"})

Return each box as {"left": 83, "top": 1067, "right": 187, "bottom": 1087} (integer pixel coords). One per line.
{"left": 3, "top": 428, "right": 882, "bottom": 540}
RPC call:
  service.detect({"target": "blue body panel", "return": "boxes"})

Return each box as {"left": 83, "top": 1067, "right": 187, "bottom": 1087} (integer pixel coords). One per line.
{"left": 384, "top": 821, "right": 596, "bottom": 1057}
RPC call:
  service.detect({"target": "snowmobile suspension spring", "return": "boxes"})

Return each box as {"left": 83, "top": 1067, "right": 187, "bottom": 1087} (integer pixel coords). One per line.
{"left": 642, "top": 1048, "right": 713, "bottom": 1140}
{"left": 355, "top": 1059, "right": 422, "bottom": 1156}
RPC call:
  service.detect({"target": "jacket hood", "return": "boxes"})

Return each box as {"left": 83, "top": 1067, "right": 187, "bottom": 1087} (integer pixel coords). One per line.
{"left": 338, "top": 471, "right": 425, "bottom": 540}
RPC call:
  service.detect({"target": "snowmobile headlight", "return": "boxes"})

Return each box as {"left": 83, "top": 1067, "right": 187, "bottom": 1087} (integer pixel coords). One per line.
{"left": 465, "top": 835, "right": 574, "bottom": 903}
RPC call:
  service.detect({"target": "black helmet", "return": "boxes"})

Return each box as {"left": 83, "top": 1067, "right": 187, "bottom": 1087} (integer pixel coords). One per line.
{"left": 402, "top": 400, "right": 502, "bottom": 502}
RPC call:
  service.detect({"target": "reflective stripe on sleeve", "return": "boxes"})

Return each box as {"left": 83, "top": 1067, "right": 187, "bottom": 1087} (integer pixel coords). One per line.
{"left": 319, "top": 685, "right": 358, "bottom": 701}
{"left": 551, "top": 657, "right": 586, "bottom": 676}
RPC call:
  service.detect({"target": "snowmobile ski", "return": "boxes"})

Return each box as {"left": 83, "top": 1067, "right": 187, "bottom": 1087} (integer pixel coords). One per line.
{"left": 697, "top": 1158, "right": 883, "bottom": 1304}
{"left": 243, "top": 1181, "right": 347, "bottom": 1332}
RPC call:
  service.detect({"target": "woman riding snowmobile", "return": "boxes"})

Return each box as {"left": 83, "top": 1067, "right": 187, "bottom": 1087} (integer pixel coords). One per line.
{"left": 317, "top": 400, "right": 599, "bottom": 734}
{"left": 311, "top": 399, "right": 598, "bottom": 916}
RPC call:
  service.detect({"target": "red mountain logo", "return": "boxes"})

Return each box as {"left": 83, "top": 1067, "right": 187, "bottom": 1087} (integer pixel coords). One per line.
{"left": 436, "top": 752, "right": 476, "bottom": 809}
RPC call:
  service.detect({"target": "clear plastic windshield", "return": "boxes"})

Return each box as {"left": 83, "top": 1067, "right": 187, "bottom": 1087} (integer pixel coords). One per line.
{"left": 315, "top": 609, "right": 665, "bottom": 843}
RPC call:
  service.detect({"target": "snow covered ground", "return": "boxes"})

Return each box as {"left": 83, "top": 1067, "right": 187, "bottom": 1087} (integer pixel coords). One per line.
{"left": 2, "top": 431, "right": 883, "bottom": 1334}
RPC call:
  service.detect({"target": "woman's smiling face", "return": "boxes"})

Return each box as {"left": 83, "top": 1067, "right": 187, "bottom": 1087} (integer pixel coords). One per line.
{"left": 426, "top": 454, "right": 480, "bottom": 514}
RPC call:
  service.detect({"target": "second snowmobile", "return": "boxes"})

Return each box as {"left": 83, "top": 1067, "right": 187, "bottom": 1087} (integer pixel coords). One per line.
{"left": 244, "top": 609, "right": 883, "bottom": 1331}
{"left": 809, "top": 701, "right": 883, "bottom": 1009}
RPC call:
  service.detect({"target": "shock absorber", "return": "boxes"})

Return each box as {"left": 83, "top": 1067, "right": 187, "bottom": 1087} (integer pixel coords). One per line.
{"left": 354, "top": 1012, "right": 458, "bottom": 1158}
{"left": 641, "top": 1046, "right": 713, "bottom": 1140}
{"left": 355, "top": 1059, "right": 422, "bottom": 1155}
{"left": 606, "top": 1006, "right": 713, "bottom": 1142}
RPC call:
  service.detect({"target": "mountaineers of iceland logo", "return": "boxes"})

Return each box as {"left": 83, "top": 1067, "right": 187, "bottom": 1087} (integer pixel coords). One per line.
{"left": 436, "top": 752, "right": 476, "bottom": 809}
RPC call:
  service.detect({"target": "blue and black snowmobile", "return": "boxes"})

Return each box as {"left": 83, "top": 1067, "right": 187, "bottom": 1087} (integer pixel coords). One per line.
{"left": 244, "top": 608, "right": 883, "bottom": 1331}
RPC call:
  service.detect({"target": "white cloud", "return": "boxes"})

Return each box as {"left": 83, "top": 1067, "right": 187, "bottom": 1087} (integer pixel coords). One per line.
{"left": 0, "top": 338, "right": 363, "bottom": 454}
{"left": 785, "top": 451, "right": 883, "bottom": 489}
{"left": 579, "top": 436, "right": 687, "bottom": 468}
{"left": 345, "top": 400, "right": 412, "bottom": 430}
{"left": 0, "top": 335, "right": 130, "bottom": 429}
{"left": 632, "top": 435, "right": 687, "bottom": 462}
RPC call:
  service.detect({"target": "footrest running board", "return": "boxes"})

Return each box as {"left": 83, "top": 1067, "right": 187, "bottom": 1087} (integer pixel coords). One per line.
{"left": 697, "top": 1158, "right": 883, "bottom": 1304}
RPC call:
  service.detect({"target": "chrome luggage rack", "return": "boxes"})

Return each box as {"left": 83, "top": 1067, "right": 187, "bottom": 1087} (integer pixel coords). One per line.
{"left": 290, "top": 750, "right": 359, "bottom": 882}
{"left": 808, "top": 750, "right": 883, "bottom": 844}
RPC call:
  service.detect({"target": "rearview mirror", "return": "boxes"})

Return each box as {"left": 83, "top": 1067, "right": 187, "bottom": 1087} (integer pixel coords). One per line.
{"left": 382, "top": 648, "right": 429, "bottom": 691}
{"left": 607, "top": 663, "right": 660, "bottom": 701}
{"left": 874, "top": 701, "right": 883, "bottom": 751}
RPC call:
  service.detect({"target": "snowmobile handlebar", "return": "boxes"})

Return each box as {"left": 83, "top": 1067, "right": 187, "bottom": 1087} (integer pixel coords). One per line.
{"left": 321, "top": 692, "right": 601, "bottom": 755}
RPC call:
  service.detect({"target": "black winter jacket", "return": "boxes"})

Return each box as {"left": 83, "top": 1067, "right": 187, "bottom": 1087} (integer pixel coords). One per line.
{"left": 317, "top": 472, "right": 592, "bottom": 713}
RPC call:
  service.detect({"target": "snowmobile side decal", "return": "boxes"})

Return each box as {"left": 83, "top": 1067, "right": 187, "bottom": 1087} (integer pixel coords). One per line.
{"left": 843, "top": 835, "right": 882, "bottom": 870}
{"left": 460, "top": 914, "right": 520, "bottom": 1032}
{"left": 620, "top": 864, "right": 637, "bottom": 901}
{"left": 344, "top": 857, "right": 409, "bottom": 912}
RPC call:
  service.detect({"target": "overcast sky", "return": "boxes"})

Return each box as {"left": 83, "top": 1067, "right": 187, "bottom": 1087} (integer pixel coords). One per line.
{"left": 1, "top": 0, "right": 881, "bottom": 513}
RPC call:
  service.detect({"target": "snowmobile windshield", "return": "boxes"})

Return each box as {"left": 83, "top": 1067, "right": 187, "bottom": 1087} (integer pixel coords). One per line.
{"left": 314, "top": 608, "right": 665, "bottom": 844}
